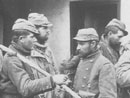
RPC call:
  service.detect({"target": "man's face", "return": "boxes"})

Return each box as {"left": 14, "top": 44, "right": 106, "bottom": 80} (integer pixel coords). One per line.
{"left": 21, "top": 33, "right": 37, "bottom": 51}
{"left": 109, "top": 30, "right": 124, "bottom": 48}
{"left": 37, "top": 26, "right": 51, "bottom": 43}
{"left": 76, "top": 41, "right": 91, "bottom": 57}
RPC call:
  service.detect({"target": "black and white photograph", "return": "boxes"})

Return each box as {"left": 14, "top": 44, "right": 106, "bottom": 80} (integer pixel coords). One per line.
{"left": 0, "top": 0, "right": 130, "bottom": 98}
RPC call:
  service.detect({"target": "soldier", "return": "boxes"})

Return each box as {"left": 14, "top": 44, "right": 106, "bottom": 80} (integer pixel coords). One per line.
{"left": 0, "top": 19, "right": 69, "bottom": 98}
{"left": 28, "top": 13, "right": 58, "bottom": 74}
{"left": 115, "top": 39, "right": 130, "bottom": 98}
{"left": 99, "top": 18, "right": 128, "bottom": 64}
{"left": 27, "top": 13, "right": 60, "bottom": 98}
{"left": 72, "top": 28, "right": 117, "bottom": 98}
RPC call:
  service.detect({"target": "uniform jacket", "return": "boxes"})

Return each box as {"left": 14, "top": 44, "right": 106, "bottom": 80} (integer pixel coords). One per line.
{"left": 32, "top": 43, "right": 58, "bottom": 75}
{"left": 73, "top": 50, "right": 117, "bottom": 98}
{"left": 27, "top": 43, "right": 58, "bottom": 98}
{"left": 0, "top": 43, "right": 55, "bottom": 98}
{"left": 115, "top": 50, "right": 130, "bottom": 98}
{"left": 99, "top": 37, "right": 119, "bottom": 64}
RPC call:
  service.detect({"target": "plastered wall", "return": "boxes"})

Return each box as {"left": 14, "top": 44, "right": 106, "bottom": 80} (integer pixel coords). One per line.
{"left": 29, "top": 0, "right": 71, "bottom": 67}
{"left": 0, "top": 15, "right": 3, "bottom": 44}
{"left": 120, "top": 0, "right": 130, "bottom": 45}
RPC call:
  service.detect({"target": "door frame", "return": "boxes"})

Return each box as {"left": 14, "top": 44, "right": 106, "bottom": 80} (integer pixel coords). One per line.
{"left": 70, "top": 0, "right": 121, "bottom": 55}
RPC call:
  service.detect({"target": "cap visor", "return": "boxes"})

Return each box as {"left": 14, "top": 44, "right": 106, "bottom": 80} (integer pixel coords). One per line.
{"left": 42, "top": 23, "right": 53, "bottom": 27}
{"left": 73, "top": 37, "right": 89, "bottom": 41}
{"left": 123, "top": 30, "right": 128, "bottom": 36}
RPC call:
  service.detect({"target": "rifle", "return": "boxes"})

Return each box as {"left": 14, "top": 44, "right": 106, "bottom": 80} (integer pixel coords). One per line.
{"left": 0, "top": 44, "right": 81, "bottom": 98}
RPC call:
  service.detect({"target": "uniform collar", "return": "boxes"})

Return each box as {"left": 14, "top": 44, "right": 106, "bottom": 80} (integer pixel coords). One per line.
{"left": 31, "top": 49, "right": 46, "bottom": 58}
{"left": 33, "top": 42, "right": 48, "bottom": 54}
{"left": 82, "top": 49, "right": 100, "bottom": 60}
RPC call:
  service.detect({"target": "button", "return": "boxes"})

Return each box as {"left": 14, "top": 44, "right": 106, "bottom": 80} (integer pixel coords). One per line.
{"left": 85, "top": 68, "right": 88, "bottom": 71}
{"left": 46, "top": 86, "right": 49, "bottom": 89}
{"left": 83, "top": 76, "right": 86, "bottom": 79}
{"left": 87, "top": 83, "right": 91, "bottom": 88}
{"left": 81, "top": 85, "right": 85, "bottom": 88}
{"left": 89, "top": 59, "right": 93, "bottom": 62}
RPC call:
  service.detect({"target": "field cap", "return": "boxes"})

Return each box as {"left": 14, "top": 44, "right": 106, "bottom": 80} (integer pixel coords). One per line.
{"left": 28, "top": 13, "right": 53, "bottom": 27}
{"left": 73, "top": 28, "right": 99, "bottom": 41}
{"left": 12, "top": 18, "right": 39, "bottom": 34}
{"left": 106, "top": 18, "right": 128, "bottom": 36}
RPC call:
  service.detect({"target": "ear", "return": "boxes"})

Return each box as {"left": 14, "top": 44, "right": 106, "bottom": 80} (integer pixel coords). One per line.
{"left": 108, "top": 31, "right": 113, "bottom": 36}
{"left": 90, "top": 41, "right": 96, "bottom": 48}
{"left": 18, "top": 36, "right": 24, "bottom": 42}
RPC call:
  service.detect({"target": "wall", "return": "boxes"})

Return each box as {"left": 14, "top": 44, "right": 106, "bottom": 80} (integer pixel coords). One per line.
{"left": 1, "top": 0, "right": 71, "bottom": 68}
{"left": 0, "top": 0, "right": 122, "bottom": 69}
{"left": 121, "top": 0, "right": 130, "bottom": 32}
{"left": 0, "top": 15, "right": 3, "bottom": 44}
{"left": 120, "top": 0, "right": 130, "bottom": 44}
{"left": 30, "top": 0, "right": 71, "bottom": 68}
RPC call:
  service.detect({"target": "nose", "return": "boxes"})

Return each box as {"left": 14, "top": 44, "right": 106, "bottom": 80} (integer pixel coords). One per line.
{"left": 47, "top": 29, "right": 51, "bottom": 34}
{"left": 77, "top": 44, "right": 81, "bottom": 50}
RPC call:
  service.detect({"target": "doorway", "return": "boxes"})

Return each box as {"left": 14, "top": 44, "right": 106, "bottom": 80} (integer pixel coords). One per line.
{"left": 70, "top": 0, "right": 120, "bottom": 55}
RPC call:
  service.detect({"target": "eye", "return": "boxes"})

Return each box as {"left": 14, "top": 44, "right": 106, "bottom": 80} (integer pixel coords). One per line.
{"left": 118, "top": 35, "right": 123, "bottom": 38}
{"left": 30, "top": 35, "right": 34, "bottom": 38}
{"left": 44, "top": 26, "right": 48, "bottom": 29}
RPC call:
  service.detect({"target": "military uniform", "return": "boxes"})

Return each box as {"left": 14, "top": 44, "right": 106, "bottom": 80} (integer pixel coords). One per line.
{"left": 28, "top": 13, "right": 58, "bottom": 98}
{"left": 115, "top": 48, "right": 130, "bottom": 98}
{"left": 72, "top": 28, "right": 117, "bottom": 98}
{"left": 27, "top": 45, "right": 58, "bottom": 98}
{"left": 0, "top": 44, "right": 55, "bottom": 98}
{"left": 99, "top": 37, "right": 119, "bottom": 64}
{"left": 100, "top": 18, "right": 128, "bottom": 98}
{"left": 73, "top": 50, "right": 117, "bottom": 98}
{"left": 0, "top": 19, "right": 56, "bottom": 98}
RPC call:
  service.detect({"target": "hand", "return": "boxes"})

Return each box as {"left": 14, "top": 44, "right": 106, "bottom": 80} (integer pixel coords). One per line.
{"left": 52, "top": 74, "right": 69, "bottom": 85}
{"left": 7, "top": 51, "right": 17, "bottom": 56}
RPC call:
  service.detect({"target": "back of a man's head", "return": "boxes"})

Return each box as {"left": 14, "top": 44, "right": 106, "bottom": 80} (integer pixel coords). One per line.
{"left": 12, "top": 30, "right": 31, "bottom": 43}
{"left": 103, "top": 18, "right": 128, "bottom": 38}
{"left": 103, "top": 26, "right": 119, "bottom": 38}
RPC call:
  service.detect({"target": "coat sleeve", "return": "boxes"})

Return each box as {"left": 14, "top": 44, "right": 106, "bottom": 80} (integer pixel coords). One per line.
{"left": 115, "top": 50, "right": 130, "bottom": 87}
{"left": 98, "top": 62, "right": 117, "bottom": 98}
{"left": 4, "top": 56, "right": 55, "bottom": 97}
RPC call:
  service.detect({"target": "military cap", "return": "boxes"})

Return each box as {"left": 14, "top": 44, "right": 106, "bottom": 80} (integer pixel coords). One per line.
{"left": 12, "top": 18, "right": 39, "bottom": 34}
{"left": 28, "top": 13, "right": 53, "bottom": 27}
{"left": 106, "top": 18, "right": 128, "bottom": 35}
{"left": 73, "top": 28, "right": 99, "bottom": 41}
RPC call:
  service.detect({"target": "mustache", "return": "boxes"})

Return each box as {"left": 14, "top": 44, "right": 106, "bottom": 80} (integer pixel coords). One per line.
{"left": 75, "top": 49, "right": 80, "bottom": 55}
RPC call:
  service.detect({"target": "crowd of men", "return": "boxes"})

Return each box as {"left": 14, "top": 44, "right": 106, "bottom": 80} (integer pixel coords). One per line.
{"left": 0, "top": 12, "right": 130, "bottom": 98}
